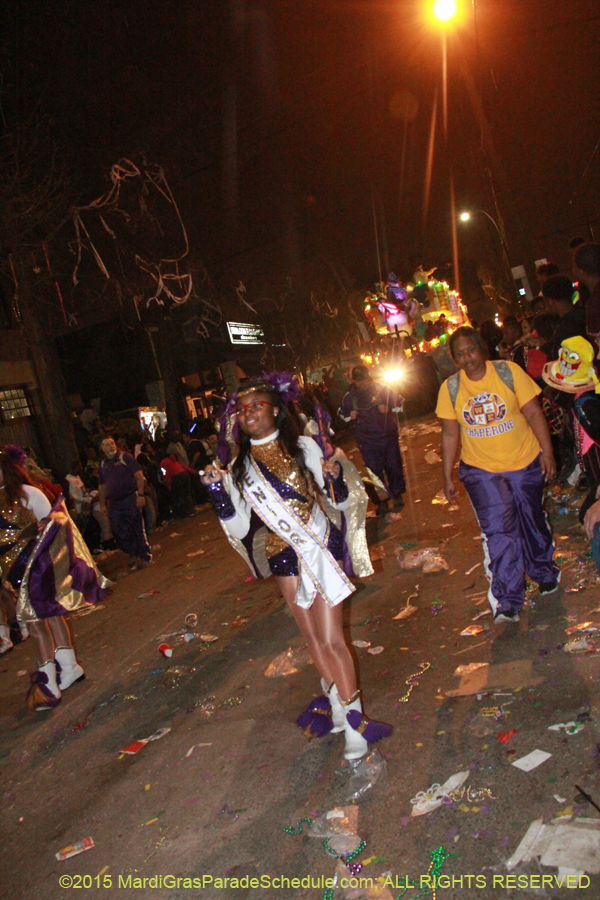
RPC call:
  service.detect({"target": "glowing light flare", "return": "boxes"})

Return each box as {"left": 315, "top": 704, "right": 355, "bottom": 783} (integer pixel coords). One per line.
{"left": 384, "top": 368, "right": 403, "bottom": 383}
{"left": 432, "top": 0, "right": 457, "bottom": 23}
{"left": 460, "top": 211, "right": 470, "bottom": 221}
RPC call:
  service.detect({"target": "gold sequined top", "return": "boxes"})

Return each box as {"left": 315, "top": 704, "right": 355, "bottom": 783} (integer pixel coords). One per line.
{"left": 0, "top": 488, "right": 38, "bottom": 580}
{"left": 250, "top": 438, "right": 315, "bottom": 558}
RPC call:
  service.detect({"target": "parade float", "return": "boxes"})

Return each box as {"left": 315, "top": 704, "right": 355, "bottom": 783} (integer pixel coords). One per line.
{"left": 364, "top": 268, "right": 469, "bottom": 344}
{"left": 361, "top": 269, "right": 471, "bottom": 413}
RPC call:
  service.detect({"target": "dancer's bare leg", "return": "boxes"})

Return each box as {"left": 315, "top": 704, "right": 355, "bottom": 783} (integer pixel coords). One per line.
{"left": 277, "top": 575, "right": 334, "bottom": 682}
{"left": 48, "top": 616, "right": 73, "bottom": 648}
{"left": 28, "top": 619, "right": 55, "bottom": 664}
{"left": 310, "top": 594, "right": 357, "bottom": 700}
{"left": 276, "top": 576, "right": 357, "bottom": 699}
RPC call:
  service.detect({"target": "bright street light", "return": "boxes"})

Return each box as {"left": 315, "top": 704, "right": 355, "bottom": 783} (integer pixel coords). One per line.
{"left": 432, "top": 0, "right": 457, "bottom": 23}
{"left": 384, "top": 368, "right": 403, "bottom": 383}
{"left": 459, "top": 208, "right": 503, "bottom": 241}
{"left": 459, "top": 208, "right": 516, "bottom": 301}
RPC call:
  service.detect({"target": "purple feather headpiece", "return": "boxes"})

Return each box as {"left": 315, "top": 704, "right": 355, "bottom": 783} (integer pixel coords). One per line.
{"left": 3, "top": 444, "right": 27, "bottom": 466}
{"left": 260, "top": 370, "right": 301, "bottom": 404}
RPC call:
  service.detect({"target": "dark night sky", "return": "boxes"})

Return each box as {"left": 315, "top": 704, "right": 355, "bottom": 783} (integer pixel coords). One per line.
{"left": 3, "top": 0, "right": 600, "bottom": 301}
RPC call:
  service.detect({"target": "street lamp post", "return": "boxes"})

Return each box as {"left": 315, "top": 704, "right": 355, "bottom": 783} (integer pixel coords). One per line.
{"left": 459, "top": 209, "right": 516, "bottom": 305}
{"left": 431, "top": 1, "right": 460, "bottom": 293}
{"left": 460, "top": 209, "right": 506, "bottom": 249}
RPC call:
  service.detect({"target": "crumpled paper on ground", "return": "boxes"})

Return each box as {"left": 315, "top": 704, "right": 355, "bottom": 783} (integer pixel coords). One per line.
{"left": 564, "top": 637, "right": 596, "bottom": 653}
{"left": 445, "top": 659, "right": 544, "bottom": 697}
{"left": 331, "top": 863, "right": 395, "bottom": 900}
{"left": 263, "top": 647, "right": 312, "bottom": 677}
{"left": 507, "top": 818, "right": 600, "bottom": 877}
{"left": 370, "top": 546, "right": 386, "bottom": 562}
{"left": 393, "top": 605, "right": 417, "bottom": 620}
{"left": 395, "top": 547, "right": 449, "bottom": 574}
{"left": 548, "top": 721, "right": 585, "bottom": 735}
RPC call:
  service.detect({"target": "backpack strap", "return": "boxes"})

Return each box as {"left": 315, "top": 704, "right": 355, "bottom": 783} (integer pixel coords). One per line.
{"left": 491, "top": 360, "right": 515, "bottom": 395}
{"left": 446, "top": 372, "right": 460, "bottom": 407}
{"left": 446, "top": 361, "right": 515, "bottom": 411}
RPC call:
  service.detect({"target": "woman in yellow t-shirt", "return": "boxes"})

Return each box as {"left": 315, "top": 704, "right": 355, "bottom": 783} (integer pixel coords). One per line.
{"left": 436, "top": 327, "right": 559, "bottom": 623}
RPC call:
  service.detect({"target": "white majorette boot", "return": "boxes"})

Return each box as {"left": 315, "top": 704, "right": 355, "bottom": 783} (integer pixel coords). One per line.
{"left": 26, "top": 660, "right": 61, "bottom": 711}
{"left": 322, "top": 679, "right": 345, "bottom": 733}
{"left": 55, "top": 647, "right": 85, "bottom": 690}
{"left": 0, "top": 624, "right": 13, "bottom": 654}
{"left": 341, "top": 689, "right": 393, "bottom": 761}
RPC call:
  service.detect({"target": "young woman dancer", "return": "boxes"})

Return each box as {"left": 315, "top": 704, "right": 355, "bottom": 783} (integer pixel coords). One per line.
{"left": 202, "top": 375, "right": 390, "bottom": 760}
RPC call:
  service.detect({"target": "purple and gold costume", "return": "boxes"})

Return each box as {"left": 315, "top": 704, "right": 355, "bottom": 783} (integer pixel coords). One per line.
{"left": 0, "top": 489, "right": 111, "bottom": 623}
{"left": 208, "top": 439, "right": 348, "bottom": 577}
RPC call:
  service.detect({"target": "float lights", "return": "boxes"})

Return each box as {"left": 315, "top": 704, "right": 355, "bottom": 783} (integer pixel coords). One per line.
{"left": 459, "top": 211, "right": 471, "bottom": 221}
{"left": 432, "top": 0, "right": 457, "bottom": 23}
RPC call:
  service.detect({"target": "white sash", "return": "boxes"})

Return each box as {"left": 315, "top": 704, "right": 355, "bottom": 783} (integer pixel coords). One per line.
{"left": 240, "top": 459, "right": 354, "bottom": 609}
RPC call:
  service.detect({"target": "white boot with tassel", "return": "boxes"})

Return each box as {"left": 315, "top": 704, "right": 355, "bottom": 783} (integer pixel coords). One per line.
{"left": 321, "top": 678, "right": 345, "bottom": 734}
{"left": 339, "top": 688, "right": 393, "bottom": 761}
{"left": 55, "top": 647, "right": 85, "bottom": 690}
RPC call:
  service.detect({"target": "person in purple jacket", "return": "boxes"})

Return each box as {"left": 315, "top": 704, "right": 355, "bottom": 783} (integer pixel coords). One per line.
{"left": 98, "top": 437, "right": 151, "bottom": 571}
{"left": 338, "top": 365, "right": 406, "bottom": 514}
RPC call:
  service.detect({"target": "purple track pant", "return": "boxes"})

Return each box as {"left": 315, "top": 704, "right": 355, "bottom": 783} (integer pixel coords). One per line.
{"left": 108, "top": 493, "right": 152, "bottom": 563}
{"left": 359, "top": 436, "right": 406, "bottom": 499}
{"left": 459, "top": 456, "right": 558, "bottom": 615}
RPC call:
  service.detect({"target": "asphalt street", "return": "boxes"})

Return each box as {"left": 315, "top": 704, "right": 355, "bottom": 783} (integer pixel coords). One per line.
{"left": 1, "top": 415, "right": 599, "bottom": 900}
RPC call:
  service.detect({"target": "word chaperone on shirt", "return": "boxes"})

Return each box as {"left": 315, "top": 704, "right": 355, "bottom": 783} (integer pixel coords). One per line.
{"left": 462, "top": 391, "right": 515, "bottom": 438}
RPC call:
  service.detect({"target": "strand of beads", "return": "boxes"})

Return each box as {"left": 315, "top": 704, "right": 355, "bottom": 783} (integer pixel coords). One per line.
{"left": 398, "top": 661, "right": 431, "bottom": 702}
{"left": 396, "top": 845, "right": 459, "bottom": 900}
{"left": 283, "top": 817, "right": 312, "bottom": 835}
{"left": 284, "top": 818, "right": 368, "bottom": 900}
{"left": 323, "top": 838, "right": 367, "bottom": 900}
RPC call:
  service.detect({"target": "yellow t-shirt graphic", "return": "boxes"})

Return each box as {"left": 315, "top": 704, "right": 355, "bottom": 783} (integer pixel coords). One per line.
{"left": 436, "top": 361, "right": 541, "bottom": 473}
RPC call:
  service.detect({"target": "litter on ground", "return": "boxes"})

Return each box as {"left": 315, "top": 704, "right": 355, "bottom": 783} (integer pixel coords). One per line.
{"left": 511, "top": 749, "right": 552, "bottom": 772}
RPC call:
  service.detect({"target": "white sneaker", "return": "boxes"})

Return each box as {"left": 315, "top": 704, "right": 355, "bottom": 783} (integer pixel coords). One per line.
{"left": 494, "top": 611, "right": 520, "bottom": 624}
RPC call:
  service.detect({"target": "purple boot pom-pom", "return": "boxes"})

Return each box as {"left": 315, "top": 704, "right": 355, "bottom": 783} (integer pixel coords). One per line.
{"left": 26, "top": 670, "right": 61, "bottom": 711}
{"left": 296, "top": 695, "right": 334, "bottom": 739}
{"left": 346, "top": 710, "right": 392, "bottom": 743}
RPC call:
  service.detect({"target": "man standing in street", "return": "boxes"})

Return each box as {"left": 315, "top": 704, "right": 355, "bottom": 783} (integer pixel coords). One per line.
{"left": 99, "top": 437, "right": 152, "bottom": 571}
{"left": 339, "top": 365, "right": 406, "bottom": 515}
